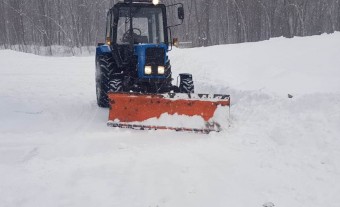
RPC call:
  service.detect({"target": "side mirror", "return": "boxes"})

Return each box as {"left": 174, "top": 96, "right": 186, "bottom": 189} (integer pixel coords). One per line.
{"left": 178, "top": 7, "right": 184, "bottom": 20}
{"left": 173, "top": 38, "right": 179, "bottom": 48}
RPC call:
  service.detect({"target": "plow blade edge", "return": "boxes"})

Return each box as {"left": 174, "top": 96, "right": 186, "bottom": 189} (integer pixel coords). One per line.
{"left": 107, "top": 93, "right": 230, "bottom": 133}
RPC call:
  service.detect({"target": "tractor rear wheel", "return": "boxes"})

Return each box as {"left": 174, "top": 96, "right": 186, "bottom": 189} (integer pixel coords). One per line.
{"left": 109, "top": 74, "right": 123, "bottom": 92}
{"left": 96, "top": 55, "right": 115, "bottom": 108}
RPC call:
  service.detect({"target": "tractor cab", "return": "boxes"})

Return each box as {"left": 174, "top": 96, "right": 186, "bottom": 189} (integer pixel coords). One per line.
{"left": 106, "top": 0, "right": 184, "bottom": 45}
{"left": 115, "top": 4, "right": 167, "bottom": 45}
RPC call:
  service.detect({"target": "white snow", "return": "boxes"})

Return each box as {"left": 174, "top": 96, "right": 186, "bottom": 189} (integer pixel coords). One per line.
{"left": 1, "top": 33, "right": 340, "bottom": 207}
{"left": 112, "top": 113, "right": 208, "bottom": 129}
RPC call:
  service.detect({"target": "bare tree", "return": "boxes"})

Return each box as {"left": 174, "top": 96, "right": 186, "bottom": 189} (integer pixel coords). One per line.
{"left": 0, "top": 0, "right": 339, "bottom": 53}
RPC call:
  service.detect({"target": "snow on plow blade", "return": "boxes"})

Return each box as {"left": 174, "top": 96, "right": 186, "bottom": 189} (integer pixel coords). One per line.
{"left": 107, "top": 93, "right": 230, "bottom": 133}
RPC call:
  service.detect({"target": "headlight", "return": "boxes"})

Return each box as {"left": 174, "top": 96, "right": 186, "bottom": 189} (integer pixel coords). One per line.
{"left": 144, "top": 66, "right": 152, "bottom": 75}
{"left": 152, "top": 0, "right": 159, "bottom": 5}
{"left": 158, "top": 66, "right": 165, "bottom": 74}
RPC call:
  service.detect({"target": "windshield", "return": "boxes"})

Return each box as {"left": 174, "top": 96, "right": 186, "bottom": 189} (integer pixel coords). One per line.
{"left": 117, "top": 7, "right": 165, "bottom": 44}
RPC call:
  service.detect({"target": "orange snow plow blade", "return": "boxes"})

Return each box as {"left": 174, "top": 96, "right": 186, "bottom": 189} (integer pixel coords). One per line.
{"left": 107, "top": 93, "right": 230, "bottom": 133}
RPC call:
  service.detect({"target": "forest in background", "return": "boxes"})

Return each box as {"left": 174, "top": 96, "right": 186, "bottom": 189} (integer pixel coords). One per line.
{"left": 1, "top": 0, "right": 339, "bottom": 54}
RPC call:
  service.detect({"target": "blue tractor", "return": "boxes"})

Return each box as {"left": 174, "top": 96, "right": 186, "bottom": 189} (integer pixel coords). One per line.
{"left": 96, "top": 0, "right": 230, "bottom": 133}
{"left": 95, "top": 0, "right": 193, "bottom": 108}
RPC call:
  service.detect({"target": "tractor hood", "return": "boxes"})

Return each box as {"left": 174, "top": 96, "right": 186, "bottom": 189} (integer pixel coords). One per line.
{"left": 134, "top": 44, "right": 169, "bottom": 79}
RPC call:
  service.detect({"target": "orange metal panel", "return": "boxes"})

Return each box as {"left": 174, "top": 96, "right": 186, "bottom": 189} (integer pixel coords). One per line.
{"left": 108, "top": 93, "right": 230, "bottom": 122}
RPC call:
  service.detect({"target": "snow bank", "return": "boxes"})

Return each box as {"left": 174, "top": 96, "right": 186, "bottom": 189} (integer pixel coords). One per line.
{"left": 171, "top": 33, "right": 340, "bottom": 96}
{"left": 0, "top": 33, "right": 340, "bottom": 207}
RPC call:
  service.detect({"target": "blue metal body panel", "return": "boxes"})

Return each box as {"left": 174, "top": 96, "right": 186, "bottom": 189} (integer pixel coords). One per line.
{"left": 96, "top": 43, "right": 169, "bottom": 80}
{"left": 96, "top": 45, "right": 112, "bottom": 57}
{"left": 134, "top": 43, "right": 168, "bottom": 79}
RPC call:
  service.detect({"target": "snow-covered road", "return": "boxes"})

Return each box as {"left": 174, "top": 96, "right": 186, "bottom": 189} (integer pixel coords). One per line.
{"left": 1, "top": 33, "right": 340, "bottom": 207}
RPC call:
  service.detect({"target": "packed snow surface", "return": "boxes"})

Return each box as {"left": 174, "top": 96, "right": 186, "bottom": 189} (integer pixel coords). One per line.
{"left": 1, "top": 33, "right": 340, "bottom": 207}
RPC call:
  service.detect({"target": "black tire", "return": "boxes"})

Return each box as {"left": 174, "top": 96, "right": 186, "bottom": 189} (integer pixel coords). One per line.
{"left": 96, "top": 55, "right": 115, "bottom": 108}
{"left": 109, "top": 74, "right": 123, "bottom": 92}
{"left": 179, "top": 73, "right": 194, "bottom": 94}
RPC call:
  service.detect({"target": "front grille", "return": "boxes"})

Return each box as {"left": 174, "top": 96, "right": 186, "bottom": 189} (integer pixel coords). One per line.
{"left": 146, "top": 47, "right": 165, "bottom": 66}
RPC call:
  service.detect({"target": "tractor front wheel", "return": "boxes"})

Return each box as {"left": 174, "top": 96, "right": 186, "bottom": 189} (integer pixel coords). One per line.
{"left": 179, "top": 73, "right": 195, "bottom": 94}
